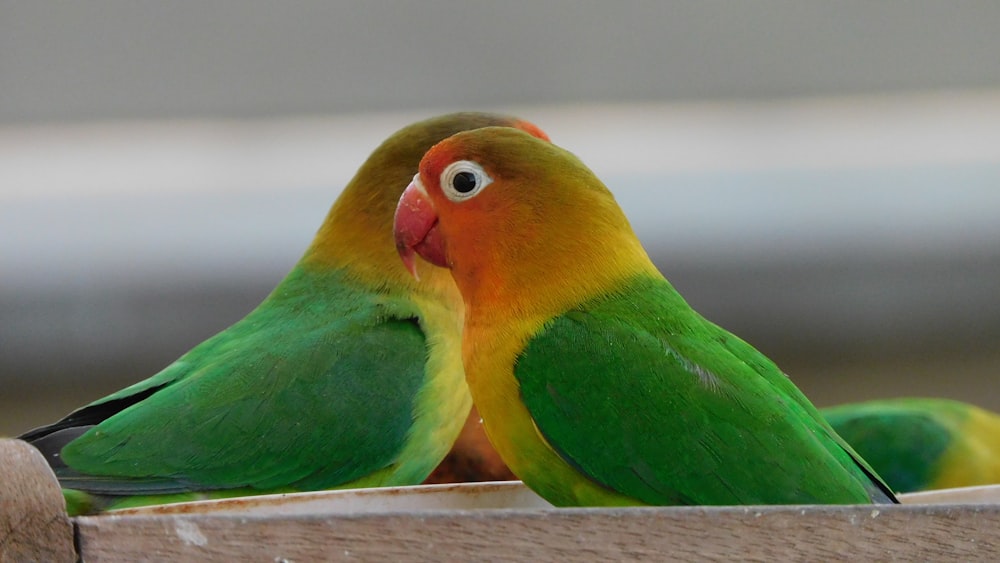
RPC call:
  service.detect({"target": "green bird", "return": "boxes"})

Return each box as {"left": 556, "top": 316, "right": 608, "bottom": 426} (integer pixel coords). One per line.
{"left": 393, "top": 127, "right": 898, "bottom": 506}
{"left": 19, "top": 113, "right": 549, "bottom": 515}
{"left": 823, "top": 397, "right": 1000, "bottom": 493}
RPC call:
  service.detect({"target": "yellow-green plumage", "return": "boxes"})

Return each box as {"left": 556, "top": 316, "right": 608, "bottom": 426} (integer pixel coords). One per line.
{"left": 19, "top": 113, "right": 544, "bottom": 515}
{"left": 823, "top": 397, "right": 1000, "bottom": 493}
{"left": 394, "top": 127, "right": 897, "bottom": 506}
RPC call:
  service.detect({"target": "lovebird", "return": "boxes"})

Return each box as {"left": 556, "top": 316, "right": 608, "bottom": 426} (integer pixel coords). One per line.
{"left": 393, "top": 127, "right": 898, "bottom": 506}
{"left": 822, "top": 397, "right": 1000, "bottom": 493}
{"left": 19, "top": 112, "right": 549, "bottom": 515}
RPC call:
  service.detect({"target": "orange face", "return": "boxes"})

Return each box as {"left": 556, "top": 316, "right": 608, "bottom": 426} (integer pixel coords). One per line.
{"left": 394, "top": 126, "right": 652, "bottom": 321}
{"left": 393, "top": 125, "right": 552, "bottom": 281}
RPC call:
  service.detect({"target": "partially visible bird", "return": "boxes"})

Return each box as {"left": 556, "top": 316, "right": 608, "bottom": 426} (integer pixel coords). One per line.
{"left": 823, "top": 397, "right": 1000, "bottom": 493}
{"left": 394, "top": 127, "right": 897, "bottom": 506}
{"left": 19, "top": 112, "right": 549, "bottom": 515}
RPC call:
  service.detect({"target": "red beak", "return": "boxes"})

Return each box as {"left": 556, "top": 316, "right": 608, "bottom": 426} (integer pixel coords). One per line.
{"left": 394, "top": 177, "right": 448, "bottom": 280}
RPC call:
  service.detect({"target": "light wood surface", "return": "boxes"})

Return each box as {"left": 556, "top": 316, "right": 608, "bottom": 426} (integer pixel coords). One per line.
{"left": 75, "top": 504, "right": 1000, "bottom": 562}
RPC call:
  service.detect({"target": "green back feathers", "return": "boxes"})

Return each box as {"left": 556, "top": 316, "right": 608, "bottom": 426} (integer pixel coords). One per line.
{"left": 516, "top": 274, "right": 895, "bottom": 505}
{"left": 58, "top": 265, "right": 429, "bottom": 494}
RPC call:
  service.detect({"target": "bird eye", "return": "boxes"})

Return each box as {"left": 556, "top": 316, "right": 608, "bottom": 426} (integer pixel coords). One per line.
{"left": 452, "top": 171, "right": 477, "bottom": 193}
{"left": 440, "top": 160, "right": 492, "bottom": 202}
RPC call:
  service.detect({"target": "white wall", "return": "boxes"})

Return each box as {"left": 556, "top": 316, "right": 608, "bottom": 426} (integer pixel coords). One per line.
{"left": 4, "top": 2, "right": 1000, "bottom": 123}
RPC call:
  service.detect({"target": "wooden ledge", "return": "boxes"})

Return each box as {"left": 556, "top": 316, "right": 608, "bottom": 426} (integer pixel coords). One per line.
{"left": 76, "top": 503, "right": 1000, "bottom": 561}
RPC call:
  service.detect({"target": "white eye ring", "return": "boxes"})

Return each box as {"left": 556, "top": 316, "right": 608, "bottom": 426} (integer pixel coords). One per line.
{"left": 440, "top": 160, "right": 493, "bottom": 202}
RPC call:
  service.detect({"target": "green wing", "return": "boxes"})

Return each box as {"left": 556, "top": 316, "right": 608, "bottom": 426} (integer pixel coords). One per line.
{"left": 23, "top": 267, "right": 429, "bottom": 496}
{"left": 516, "top": 275, "right": 896, "bottom": 505}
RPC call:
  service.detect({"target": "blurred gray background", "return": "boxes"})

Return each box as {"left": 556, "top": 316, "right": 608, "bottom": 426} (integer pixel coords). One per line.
{"left": 2, "top": 1, "right": 1000, "bottom": 435}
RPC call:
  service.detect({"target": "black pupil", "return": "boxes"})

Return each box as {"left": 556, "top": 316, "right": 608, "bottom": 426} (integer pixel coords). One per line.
{"left": 453, "top": 171, "right": 477, "bottom": 193}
